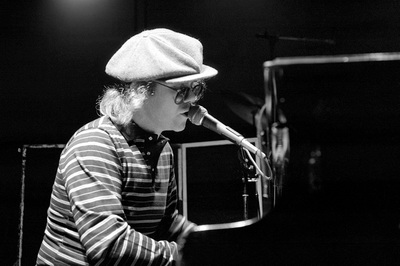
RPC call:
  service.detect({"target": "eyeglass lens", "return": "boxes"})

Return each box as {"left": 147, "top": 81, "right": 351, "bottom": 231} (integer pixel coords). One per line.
{"left": 175, "top": 82, "right": 205, "bottom": 104}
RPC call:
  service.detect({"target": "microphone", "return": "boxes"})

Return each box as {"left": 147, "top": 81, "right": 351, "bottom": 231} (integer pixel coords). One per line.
{"left": 188, "top": 105, "right": 267, "bottom": 161}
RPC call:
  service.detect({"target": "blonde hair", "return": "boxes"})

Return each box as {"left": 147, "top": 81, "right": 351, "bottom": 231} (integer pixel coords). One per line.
{"left": 97, "top": 81, "right": 152, "bottom": 126}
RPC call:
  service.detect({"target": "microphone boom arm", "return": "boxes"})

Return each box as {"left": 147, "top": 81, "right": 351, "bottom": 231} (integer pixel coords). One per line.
{"left": 189, "top": 105, "right": 272, "bottom": 179}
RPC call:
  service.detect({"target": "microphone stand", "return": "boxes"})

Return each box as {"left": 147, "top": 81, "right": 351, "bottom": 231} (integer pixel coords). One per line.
{"left": 238, "top": 147, "right": 260, "bottom": 220}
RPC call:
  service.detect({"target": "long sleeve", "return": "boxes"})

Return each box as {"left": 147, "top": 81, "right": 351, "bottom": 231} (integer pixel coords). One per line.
{"left": 154, "top": 161, "right": 196, "bottom": 244}
{"left": 36, "top": 119, "right": 181, "bottom": 266}
{"left": 69, "top": 129, "right": 179, "bottom": 265}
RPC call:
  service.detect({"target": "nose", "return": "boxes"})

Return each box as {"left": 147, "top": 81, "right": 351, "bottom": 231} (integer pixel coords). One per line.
{"left": 182, "top": 89, "right": 198, "bottom": 104}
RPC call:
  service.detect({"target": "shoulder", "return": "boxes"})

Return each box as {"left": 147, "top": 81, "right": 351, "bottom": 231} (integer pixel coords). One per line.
{"left": 64, "top": 116, "right": 128, "bottom": 155}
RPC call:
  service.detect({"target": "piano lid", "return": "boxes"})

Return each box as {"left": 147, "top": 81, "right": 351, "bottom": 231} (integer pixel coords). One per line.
{"left": 262, "top": 52, "right": 400, "bottom": 144}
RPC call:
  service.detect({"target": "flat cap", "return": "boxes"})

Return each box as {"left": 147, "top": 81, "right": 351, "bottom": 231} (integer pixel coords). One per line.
{"left": 105, "top": 28, "right": 217, "bottom": 84}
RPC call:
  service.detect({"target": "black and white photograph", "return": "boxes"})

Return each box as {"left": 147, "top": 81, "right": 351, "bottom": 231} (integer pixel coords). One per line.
{"left": 1, "top": 0, "right": 400, "bottom": 265}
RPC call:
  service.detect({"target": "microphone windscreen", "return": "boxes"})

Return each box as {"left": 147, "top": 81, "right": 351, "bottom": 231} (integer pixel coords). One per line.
{"left": 188, "top": 105, "right": 208, "bottom": 125}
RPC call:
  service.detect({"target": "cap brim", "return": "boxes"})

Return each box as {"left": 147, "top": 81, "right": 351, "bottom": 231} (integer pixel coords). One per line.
{"left": 165, "top": 65, "right": 218, "bottom": 84}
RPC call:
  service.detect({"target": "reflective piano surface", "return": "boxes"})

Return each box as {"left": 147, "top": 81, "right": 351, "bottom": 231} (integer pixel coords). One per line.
{"left": 263, "top": 52, "right": 400, "bottom": 144}
{"left": 180, "top": 53, "right": 400, "bottom": 265}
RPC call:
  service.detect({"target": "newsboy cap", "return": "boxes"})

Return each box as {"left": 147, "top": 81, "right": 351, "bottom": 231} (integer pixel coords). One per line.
{"left": 105, "top": 28, "right": 218, "bottom": 84}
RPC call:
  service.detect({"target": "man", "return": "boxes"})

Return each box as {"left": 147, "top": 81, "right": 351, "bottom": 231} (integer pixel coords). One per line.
{"left": 36, "top": 28, "right": 218, "bottom": 265}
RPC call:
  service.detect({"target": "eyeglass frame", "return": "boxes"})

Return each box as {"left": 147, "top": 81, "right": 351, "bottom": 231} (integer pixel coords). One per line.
{"left": 152, "top": 80, "right": 207, "bottom": 104}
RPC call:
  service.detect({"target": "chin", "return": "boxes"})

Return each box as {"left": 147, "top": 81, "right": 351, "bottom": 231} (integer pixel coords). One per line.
{"left": 173, "top": 126, "right": 186, "bottom": 132}
{"left": 167, "top": 117, "right": 188, "bottom": 133}
{"left": 173, "top": 122, "right": 187, "bottom": 132}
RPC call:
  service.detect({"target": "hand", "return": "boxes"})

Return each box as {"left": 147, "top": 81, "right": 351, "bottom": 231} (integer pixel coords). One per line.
{"left": 176, "top": 222, "right": 197, "bottom": 251}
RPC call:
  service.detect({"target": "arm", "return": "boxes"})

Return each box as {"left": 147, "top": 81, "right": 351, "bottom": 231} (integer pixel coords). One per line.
{"left": 64, "top": 128, "right": 178, "bottom": 265}
{"left": 154, "top": 149, "right": 197, "bottom": 249}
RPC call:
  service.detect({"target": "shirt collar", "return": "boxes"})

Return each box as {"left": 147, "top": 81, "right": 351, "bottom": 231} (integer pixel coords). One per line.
{"left": 118, "top": 121, "right": 169, "bottom": 146}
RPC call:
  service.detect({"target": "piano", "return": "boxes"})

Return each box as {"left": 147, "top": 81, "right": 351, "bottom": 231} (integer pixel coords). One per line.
{"left": 180, "top": 53, "right": 400, "bottom": 265}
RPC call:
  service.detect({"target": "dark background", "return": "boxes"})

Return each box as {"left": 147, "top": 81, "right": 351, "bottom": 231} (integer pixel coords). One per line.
{"left": 2, "top": 0, "right": 400, "bottom": 264}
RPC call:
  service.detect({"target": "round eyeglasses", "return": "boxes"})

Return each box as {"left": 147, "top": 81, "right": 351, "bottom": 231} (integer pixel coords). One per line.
{"left": 153, "top": 80, "right": 207, "bottom": 104}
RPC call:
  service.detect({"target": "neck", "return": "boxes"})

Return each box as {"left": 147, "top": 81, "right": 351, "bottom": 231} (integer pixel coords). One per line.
{"left": 131, "top": 114, "right": 161, "bottom": 136}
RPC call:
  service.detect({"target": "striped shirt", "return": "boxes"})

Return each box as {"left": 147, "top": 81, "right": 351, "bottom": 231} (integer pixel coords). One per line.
{"left": 36, "top": 116, "right": 194, "bottom": 265}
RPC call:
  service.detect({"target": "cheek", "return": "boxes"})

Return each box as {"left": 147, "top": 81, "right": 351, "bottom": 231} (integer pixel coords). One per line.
{"left": 152, "top": 99, "right": 177, "bottom": 121}
{"left": 149, "top": 88, "right": 182, "bottom": 125}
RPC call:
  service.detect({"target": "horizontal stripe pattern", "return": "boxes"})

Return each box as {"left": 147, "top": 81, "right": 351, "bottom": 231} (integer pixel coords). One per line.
{"left": 36, "top": 117, "right": 193, "bottom": 265}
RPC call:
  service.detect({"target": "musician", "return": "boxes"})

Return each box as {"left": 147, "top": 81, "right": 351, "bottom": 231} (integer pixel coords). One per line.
{"left": 36, "top": 28, "right": 218, "bottom": 265}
